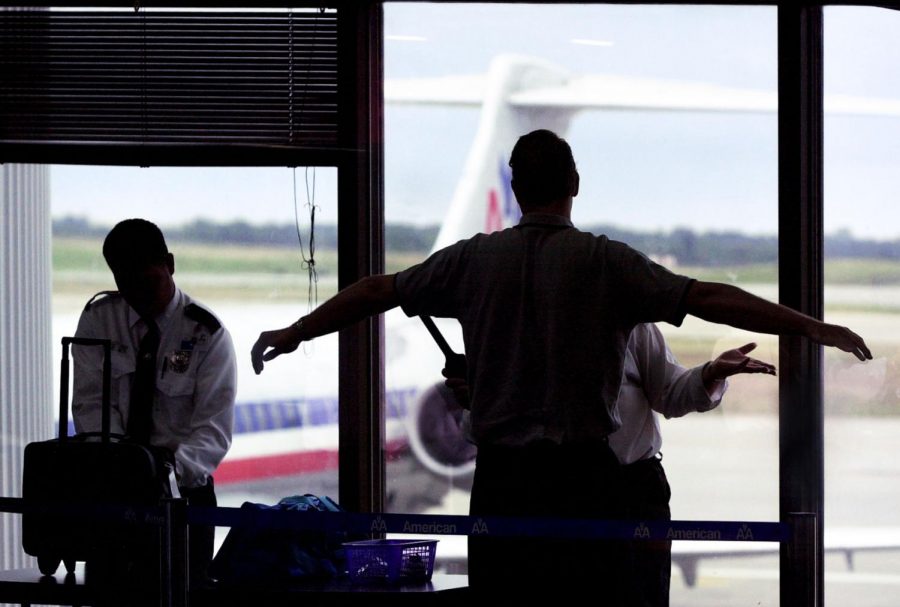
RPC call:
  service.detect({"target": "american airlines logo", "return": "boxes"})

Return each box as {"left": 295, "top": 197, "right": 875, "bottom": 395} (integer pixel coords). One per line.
{"left": 370, "top": 515, "right": 387, "bottom": 533}
{"left": 666, "top": 527, "right": 722, "bottom": 541}
{"left": 470, "top": 518, "right": 490, "bottom": 535}
{"left": 402, "top": 520, "right": 458, "bottom": 534}
{"left": 485, "top": 155, "right": 519, "bottom": 233}
{"left": 736, "top": 524, "right": 755, "bottom": 541}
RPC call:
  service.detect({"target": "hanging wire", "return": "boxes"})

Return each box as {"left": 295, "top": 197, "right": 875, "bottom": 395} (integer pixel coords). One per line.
{"left": 289, "top": 6, "right": 322, "bottom": 147}
{"left": 288, "top": 9, "right": 294, "bottom": 145}
{"left": 293, "top": 166, "right": 319, "bottom": 316}
{"left": 289, "top": 8, "right": 323, "bottom": 353}
{"left": 139, "top": 4, "right": 147, "bottom": 149}
{"left": 294, "top": 7, "right": 320, "bottom": 143}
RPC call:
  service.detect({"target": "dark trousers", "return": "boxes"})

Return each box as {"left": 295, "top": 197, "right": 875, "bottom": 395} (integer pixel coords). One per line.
{"left": 179, "top": 476, "right": 217, "bottom": 586}
{"left": 468, "top": 440, "right": 630, "bottom": 600}
{"left": 620, "top": 456, "right": 672, "bottom": 607}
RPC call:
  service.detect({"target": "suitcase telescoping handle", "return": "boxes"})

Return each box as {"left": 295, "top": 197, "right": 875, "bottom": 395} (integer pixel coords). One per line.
{"left": 60, "top": 337, "right": 112, "bottom": 444}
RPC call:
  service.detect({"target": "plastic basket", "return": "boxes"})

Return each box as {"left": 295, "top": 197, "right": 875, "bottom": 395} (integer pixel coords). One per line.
{"left": 343, "top": 539, "right": 438, "bottom": 583}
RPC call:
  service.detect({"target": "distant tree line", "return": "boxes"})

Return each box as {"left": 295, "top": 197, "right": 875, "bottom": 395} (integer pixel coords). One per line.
{"left": 53, "top": 216, "right": 440, "bottom": 253}
{"left": 53, "top": 215, "right": 900, "bottom": 266}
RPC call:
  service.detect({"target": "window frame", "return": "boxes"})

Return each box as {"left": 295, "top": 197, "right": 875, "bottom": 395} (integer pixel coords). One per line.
{"left": 6, "top": 3, "right": 900, "bottom": 606}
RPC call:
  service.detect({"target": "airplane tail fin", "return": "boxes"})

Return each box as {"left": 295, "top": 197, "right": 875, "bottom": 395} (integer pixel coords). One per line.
{"left": 392, "top": 53, "right": 900, "bottom": 254}
{"left": 431, "top": 55, "right": 580, "bottom": 251}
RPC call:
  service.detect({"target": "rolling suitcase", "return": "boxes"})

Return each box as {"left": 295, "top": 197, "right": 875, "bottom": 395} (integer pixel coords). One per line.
{"left": 22, "top": 336, "right": 179, "bottom": 583}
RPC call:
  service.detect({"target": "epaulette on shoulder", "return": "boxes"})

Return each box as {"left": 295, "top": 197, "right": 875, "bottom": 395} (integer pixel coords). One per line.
{"left": 184, "top": 303, "right": 221, "bottom": 333}
{"left": 84, "top": 290, "right": 121, "bottom": 311}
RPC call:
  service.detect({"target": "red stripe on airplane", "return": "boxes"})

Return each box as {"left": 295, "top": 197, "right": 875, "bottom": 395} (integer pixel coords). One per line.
{"left": 215, "top": 449, "right": 339, "bottom": 484}
{"left": 215, "top": 440, "right": 409, "bottom": 484}
{"left": 486, "top": 189, "right": 503, "bottom": 233}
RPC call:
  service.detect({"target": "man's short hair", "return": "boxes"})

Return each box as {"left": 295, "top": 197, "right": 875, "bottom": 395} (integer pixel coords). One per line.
{"left": 509, "top": 129, "right": 578, "bottom": 208}
{"left": 103, "top": 218, "right": 169, "bottom": 271}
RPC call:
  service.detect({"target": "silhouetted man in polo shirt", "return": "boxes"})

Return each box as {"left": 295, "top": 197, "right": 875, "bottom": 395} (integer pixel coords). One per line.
{"left": 251, "top": 129, "right": 871, "bottom": 601}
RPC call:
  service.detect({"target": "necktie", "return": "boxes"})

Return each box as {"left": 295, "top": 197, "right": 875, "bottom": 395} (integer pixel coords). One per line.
{"left": 128, "top": 319, "right": 160, "bottom": 444}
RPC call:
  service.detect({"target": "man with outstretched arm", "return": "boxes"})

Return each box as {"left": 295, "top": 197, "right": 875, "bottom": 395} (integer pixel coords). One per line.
{"left": 251, "top": 129, "right": 870, "bottom": 601}
{"left": 252, "top": 276, "right": 870, "bottom": 367}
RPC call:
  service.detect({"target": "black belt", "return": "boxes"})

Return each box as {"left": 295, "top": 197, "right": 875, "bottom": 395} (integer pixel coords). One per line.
{"left": 623, "top": 452, "right": 665, "bottom": 471}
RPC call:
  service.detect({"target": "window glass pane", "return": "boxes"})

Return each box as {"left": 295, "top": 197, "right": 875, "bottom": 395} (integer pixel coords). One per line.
{"left": 50, "top": 165, "right": 339, "bottom": 549}
{"left": 824, "top": 7, "right": 900, "bottom": 606}
{"left": 384, "top": 3, "right": 779, "bottom": 600}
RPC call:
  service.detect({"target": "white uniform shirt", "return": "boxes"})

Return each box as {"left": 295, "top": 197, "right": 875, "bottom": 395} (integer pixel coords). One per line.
{"left": 610, "top": 323, "right": 726, "bottom": 465}
{"left": 456, "top": 322, "right": 725, "bottom": 463}
{"left": 72, "top": 287, "right": 237, "bottom": 488}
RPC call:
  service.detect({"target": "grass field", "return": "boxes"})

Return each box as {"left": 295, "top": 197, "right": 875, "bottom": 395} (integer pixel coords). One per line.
{"left": 52, "top": 237, "right": 900, "bottom": 416}
{"left": 54, "top": 237, "right": 900, "bottom": 319}
{"left": 53, "top": 237, "right": 900, "bottom": 286}
{"left": 53, "top": 237, "right": 425, "bottom": 302}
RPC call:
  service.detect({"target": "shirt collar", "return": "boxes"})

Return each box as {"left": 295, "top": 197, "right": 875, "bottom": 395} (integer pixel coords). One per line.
{"left": 128, "top": 287, "right": 181, "bottom": 332}
{"left": 517, "top": 213, "right": 574, "bottom": 228}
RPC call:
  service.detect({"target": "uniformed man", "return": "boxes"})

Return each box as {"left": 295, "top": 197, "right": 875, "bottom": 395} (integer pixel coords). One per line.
{"left": 72, "top": 218, "right": 237, "bottom": 587}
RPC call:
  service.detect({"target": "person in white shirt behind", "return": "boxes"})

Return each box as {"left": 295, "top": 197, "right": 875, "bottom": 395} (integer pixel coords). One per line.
{"left": 615, "top": 323, "right": 774, "bottom": 607}
{"left": 442, "top": 322, "right": 774, "bottom": 606}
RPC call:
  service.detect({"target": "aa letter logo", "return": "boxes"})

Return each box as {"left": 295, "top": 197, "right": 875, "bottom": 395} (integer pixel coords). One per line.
{"left": 633, "top": 523, "right": 651, "bottom": 540}
{"left": 370, "top": 516, "right": 387, "bottom": 533}
{"left": 736, "top": 524, "right": 754, "bottom": 541}
{"left": 471, "top": 519, "right": 489, "bottom": 535}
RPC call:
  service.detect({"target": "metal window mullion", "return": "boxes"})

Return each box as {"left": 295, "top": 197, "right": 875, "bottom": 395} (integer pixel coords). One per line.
{"left": 778, "top": 5, "right": 825, "bottom": 607}
{"left": 337, "top": 2, "right": 385, "bottom": 517}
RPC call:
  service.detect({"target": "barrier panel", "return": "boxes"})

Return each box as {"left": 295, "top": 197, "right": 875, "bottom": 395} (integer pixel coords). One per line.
{"left": 0, "top": 496, "right": 807, "bottom": 607}
{"left": 1, "top": 494, "right": 791, "bottom": 542}
{"left": 189, "top": 504, "right": 790, "bottom": 543}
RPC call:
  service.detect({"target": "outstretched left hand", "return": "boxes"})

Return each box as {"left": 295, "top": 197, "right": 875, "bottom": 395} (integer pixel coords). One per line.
{"left": 703, "top": 342, "right": 776, "bottom": 386}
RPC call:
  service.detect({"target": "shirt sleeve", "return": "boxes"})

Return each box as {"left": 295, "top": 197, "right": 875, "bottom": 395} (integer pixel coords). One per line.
{"left": 634, "top": 323, "right": 725, "bottom": 419}
{"left": 173, "top": 325, "right": 237, "bottom": 488}
{"left": 606, "top": 240, "right": 695, "bottom": 327}
{"left": 394, "top": 240, "right": 468, "bottom": 318}
{"left": 72, "top": 309, "right": 127, "bottom": 436}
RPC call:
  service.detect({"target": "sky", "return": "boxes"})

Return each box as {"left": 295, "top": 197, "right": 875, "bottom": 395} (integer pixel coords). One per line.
{"left": 49, "top": 3, "right": 900, "bottom": 239}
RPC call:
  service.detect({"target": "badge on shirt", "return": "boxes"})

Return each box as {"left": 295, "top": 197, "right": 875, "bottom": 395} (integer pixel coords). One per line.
{"left": 168, "top": 349, "right": 192, "bottom": 374}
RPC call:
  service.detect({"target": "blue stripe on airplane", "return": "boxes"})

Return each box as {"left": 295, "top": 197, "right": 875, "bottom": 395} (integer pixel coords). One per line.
{"left": 63, "top": 387, "right": 420, "bottom": 437}
{"left": 499, "top": 155, "right": 519, "bottom": 225}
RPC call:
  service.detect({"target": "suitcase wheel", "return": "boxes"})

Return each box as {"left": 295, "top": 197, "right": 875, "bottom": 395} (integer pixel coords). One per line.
{"left": 64, "top": 558, "right": 77, "bottom": 574}
{"left": 37, "top": 555, "right": 60, "bottom": 576}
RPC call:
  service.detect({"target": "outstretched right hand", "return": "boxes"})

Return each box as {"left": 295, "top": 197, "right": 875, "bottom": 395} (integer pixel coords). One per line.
{"left": 807, "top": 322, "right": 872, "bottom": 362}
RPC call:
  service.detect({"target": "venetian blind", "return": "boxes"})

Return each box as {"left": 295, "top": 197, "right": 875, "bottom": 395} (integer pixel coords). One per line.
{"left": 0, "top": 9, "right": 339, "bottom": 161}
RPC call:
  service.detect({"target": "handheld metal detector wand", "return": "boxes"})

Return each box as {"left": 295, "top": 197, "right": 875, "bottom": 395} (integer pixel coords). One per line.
{"left": 419, "top": 316, "right": 468, "bottom": 383}
{"left": 419, "top": 315, "right": 455, "bottom": 359}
